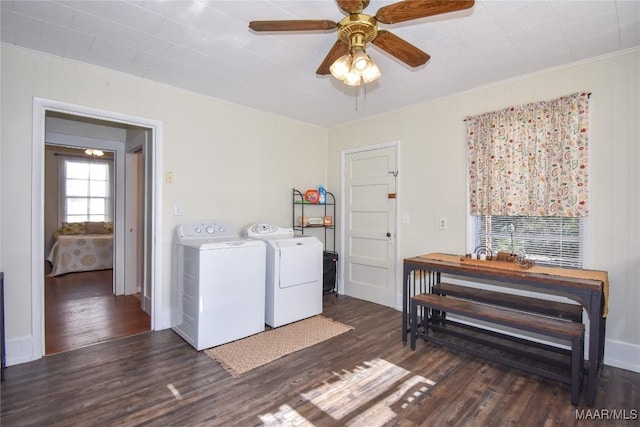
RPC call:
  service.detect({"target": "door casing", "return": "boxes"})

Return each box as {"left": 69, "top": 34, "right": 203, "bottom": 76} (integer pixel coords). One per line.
{"left": 32, "top": 97, "right": 164, "bottom": 360}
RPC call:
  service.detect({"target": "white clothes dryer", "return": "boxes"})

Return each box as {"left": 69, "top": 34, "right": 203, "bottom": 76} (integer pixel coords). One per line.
{"left": 173, "top": 222, "right": 266, "bottom": 350}
{"left": 242, "top": 223, "right": 323, "bottom": 327}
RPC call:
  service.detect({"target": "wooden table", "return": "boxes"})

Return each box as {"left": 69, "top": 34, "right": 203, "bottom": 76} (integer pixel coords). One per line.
{"left": 402, "top": 253, "right": 608, "bottom": 406}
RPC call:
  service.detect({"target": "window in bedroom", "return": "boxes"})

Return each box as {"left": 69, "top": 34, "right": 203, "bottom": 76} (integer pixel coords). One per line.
{"left": 466, "top": 92, "right": 590, "bottom": 268}
{"left": 61, "top": 157, "right": 113, "bottom": 223}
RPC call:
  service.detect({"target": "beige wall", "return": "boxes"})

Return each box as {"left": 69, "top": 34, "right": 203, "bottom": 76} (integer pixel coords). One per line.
{"left": 327, "top": 49, "right": 640, "bottom": 371}
{"left": 0, "top": 46, "right": 327, "bottom": 364}
{"left": 2, "top": 44, "right": 638, "bottom": 371}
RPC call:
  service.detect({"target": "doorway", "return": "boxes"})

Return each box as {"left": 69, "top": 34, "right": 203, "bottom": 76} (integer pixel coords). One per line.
{"left": 32, "top": 98, "right": 163, "bottom": 360}
{"left": 340, "top": 143, "right": 399, "bottom": 308}
{"left": 42, "top": 140, "right": 147, "bottom": 354}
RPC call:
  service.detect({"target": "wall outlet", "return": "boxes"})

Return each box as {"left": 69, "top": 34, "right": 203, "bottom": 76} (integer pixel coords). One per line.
{"left": 165, "top": 171, "right": 174, "bottom": 183}
{"left": 439, "top": 218, "right": 447, "bottom": 229}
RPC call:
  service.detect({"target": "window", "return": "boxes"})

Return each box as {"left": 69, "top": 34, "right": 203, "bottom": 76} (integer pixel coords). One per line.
{"left": 466, "top": 93, "right": 590, "bottom": 269}
{"left": 60, "top": 157, "right": 113, "bottom": 223}
{"left": 471, "top": 215, "right": 584, "bottom": 268}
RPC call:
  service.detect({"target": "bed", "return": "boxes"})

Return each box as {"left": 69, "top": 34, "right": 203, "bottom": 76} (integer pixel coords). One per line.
{"left": 46, "top": 221, "right": 114, "bottom": 277}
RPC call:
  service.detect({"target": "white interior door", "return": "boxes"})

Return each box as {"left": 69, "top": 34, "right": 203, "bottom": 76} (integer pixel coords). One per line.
{"left": 343, "top": 145, "right": 397, "bottom": 307}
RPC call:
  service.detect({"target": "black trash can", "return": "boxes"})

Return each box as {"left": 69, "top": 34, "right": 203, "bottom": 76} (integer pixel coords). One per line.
{"left": 323, "top": 251, "right": 338, "bottom": 294}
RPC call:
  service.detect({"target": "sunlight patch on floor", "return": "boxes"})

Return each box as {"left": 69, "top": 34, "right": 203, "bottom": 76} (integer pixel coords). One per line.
{"left": 259, "top": 405, "right": 314, "bottom": 427}
{"left": 258, "top": 358, "right": 435, "bottom": 426}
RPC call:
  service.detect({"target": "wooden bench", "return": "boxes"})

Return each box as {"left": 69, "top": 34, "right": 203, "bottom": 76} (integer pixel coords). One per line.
{"left": 432, "top": 282, "right": 583, "bottom": 322}
{"left": 410, "top": 293, "right": 585, "bottom": 405}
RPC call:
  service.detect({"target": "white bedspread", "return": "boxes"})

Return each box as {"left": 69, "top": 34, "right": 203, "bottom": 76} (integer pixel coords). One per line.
{"left": 47, "top": 234, "right": 113, "bottom": 276}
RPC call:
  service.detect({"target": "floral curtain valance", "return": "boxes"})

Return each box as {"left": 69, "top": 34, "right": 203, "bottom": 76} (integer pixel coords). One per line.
{"left": 467, "top": 92, "right": 590, "bottom": 217}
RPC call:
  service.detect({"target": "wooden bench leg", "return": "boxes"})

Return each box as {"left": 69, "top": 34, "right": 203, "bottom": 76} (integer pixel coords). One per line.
{"left": 571, "top": 334, "right": 583, "bottom": 406}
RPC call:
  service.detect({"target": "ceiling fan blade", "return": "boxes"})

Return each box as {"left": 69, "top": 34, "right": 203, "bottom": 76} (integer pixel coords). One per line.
{"left": 249, "top": 20, "right": 337, "bottom": 32}
{"left": 316, "top": 40, "right": 349, "bottom": 75}
{"left": 371, "top": 30, "right": 430, "bottom": 67}
{"left": 336, "top": 0, "right": 367, "bottom": 14}
{"left": 375, "top": 0, "right": 474, "bottom": 24}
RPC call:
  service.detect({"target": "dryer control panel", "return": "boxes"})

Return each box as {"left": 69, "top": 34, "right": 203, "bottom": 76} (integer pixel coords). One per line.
{"left": 243, "top": 223, "right": 294, "bottom": 239}
{"left": 252, "top": 223, "right": 278, "bottom": 234}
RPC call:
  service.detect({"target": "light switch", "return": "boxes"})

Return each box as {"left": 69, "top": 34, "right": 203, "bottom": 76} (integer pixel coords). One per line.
{"left": 174, "top": 204, "right": 182, "bottom": 216}
{"left": 402, "top": 212, "right": 410, "bottom": 224}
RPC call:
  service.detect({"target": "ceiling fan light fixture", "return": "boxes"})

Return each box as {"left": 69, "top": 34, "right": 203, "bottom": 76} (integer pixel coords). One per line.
{"left": 352, "top": 49, "right": 369, "bottom": 71}
{"left": 330, "top": 46, "right": 381, "bottom": 86}
{"left": 343, "top": 69, "right": 362, "bottom": 86}
{"left": 362, "top": 61, "right": 381, "bottom": 83}
{"left": 85, "top": 149, "right": 104, "bottom": 157}
{"left": 329, "top": 54, "right": 351, "bottom": 80}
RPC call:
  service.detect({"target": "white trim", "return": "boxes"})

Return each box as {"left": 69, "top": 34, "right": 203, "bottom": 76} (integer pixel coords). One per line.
{"left": 4, "top": 335, "right": 37, "bottom": 367}
{"left": 31, "top": 97, "right": 164, "bottom": 362}
{"left": 339, "top": 140, "right": 400, "bottom": 306}
{"left": 149, "top": 124, "right": 164, "bottom": 330}
{"left": 31, "top": 104, "right": 46, "bottom": 360}
{"left": 603, "top": 338, "right": 640, "bottom": 373}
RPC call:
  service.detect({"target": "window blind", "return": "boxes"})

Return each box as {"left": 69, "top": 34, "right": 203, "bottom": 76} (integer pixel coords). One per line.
{"left": 471, "top": 215, "right": 584, "bottom": 268}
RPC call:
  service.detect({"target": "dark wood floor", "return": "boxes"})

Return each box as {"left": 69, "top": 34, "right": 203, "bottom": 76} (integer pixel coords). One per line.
{"left": 2, "top": 295, "right": 638, "bottom": 426}
{"left": 45, "top": 269, "right": 150, "bottom": 354}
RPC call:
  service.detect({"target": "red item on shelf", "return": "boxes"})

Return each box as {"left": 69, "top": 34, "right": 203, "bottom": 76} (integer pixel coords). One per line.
{"left": 305, "top": 189, "right": 319, "bottom": 204}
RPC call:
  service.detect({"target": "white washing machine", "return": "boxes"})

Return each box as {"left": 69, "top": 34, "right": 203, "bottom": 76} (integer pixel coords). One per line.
{"left": 173, "top": 222, "right": 266, "bottom": 350}
{"left": 242, "top": 223, "right": 323, "bottom": 328}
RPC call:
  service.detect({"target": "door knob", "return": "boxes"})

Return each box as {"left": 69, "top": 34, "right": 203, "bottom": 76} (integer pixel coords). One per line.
{"left": 386, "top": 232, "right": 391, "bottom": 238}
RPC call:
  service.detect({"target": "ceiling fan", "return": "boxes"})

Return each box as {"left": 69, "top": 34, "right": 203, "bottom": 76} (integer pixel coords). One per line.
{"left": 249, "top": 0, "right": 474, "bottom": 84}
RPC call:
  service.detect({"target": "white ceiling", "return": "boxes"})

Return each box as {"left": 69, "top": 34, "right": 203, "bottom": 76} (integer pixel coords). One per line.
{"left": 2, "top": 1, "right": 638, "bottom": 128}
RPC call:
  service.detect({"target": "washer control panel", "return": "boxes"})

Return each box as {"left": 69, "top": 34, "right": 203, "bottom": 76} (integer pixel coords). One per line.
{"left": 176, "top": 222, "right": 238, "bottom": 241}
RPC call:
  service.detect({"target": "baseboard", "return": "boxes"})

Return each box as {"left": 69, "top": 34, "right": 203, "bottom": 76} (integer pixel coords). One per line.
{"left": 395, "top": 292, "right": 404, "bottom": 311}
{"left": 155, "top": 307, "right": 173, "bottom": 331}
{"left": 5, "top": 306, "right": 174, "bottom": 367}
{"left": 143, "top": 294, "right": 152, "bottom": 314}
{"left": 602, "top": 337, "right": 640, "bottom": 373}
{"left": 5, "top": 334, "right": 39, "bottom": 367}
